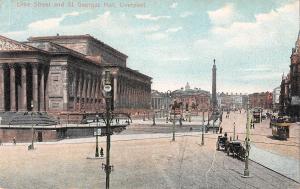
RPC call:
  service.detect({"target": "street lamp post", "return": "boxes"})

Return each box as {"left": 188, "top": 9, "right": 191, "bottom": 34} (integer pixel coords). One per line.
{"left": 102, "top": 71, "right": 113, "bottom": 189}
{"left": 172, "top": 105, "right": 175, "bottom": 141}
{"left": 30, "top": 103, "right": 34, "bottom": 150}
{"left": 233, "top": 122, "right": 236, "bottom": 140}
{"left": 201, "top": 111, "right": 204, "bottom": 145}
{"left": 167, "top": 90, "right": 176, "bottom": 141}
{"left": 95, "top": 114, "right": 99, "bottom": 157}
{"left": 243, "top": 100, "right": 251, "bottom": 177}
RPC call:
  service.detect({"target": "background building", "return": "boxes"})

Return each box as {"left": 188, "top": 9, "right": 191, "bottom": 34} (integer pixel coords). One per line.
{"left": 151, "top": 83, "right": 211, "bottom": 115}
{"left": 279, "top": 31, "right": 300, "bottom": 118}
{"left": 217, "top": 92, "right": 247, "bottom": 110}
{"left": 249, "top": 92, "right": 273, "bottom": 109}
{"left": 289, "top": 31, "right": 300, "bottom": 118}
{"left": 172, "top": 83, "right": 211, "bottom": 113}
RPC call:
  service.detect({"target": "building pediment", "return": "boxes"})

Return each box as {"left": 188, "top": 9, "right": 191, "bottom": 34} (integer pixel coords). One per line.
{"left": 0, "top": 35, "right": 36, "bottom": 51}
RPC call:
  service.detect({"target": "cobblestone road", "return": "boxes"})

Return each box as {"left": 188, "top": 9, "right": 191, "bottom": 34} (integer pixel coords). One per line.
{"left": 0, "top": 135, "right": 299, "bottom": 189}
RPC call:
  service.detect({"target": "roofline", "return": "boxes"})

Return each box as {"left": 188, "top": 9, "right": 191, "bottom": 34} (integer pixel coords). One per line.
{"left": 27, "top": 34, "right": 128, "bottom": 59}
{"left": 102, "top": 64, "right": 152, "bottom": 80}
{"left": 0, "top": 35, "right": 48, "bottom": 54}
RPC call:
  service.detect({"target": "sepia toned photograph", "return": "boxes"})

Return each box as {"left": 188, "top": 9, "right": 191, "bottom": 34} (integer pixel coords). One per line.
{"left": 0, "top": 0, "right": 299, "bottom": 188}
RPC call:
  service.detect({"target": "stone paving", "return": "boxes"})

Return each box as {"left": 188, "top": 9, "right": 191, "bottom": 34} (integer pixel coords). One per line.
{"left": 0, "top": 111, "right": 299, "bottom": 188}
{"left": 0, "top": 135, "right": 299, "bottom": 189}
{"left": 250, "top": 145, "right": 300, "bottom": 183}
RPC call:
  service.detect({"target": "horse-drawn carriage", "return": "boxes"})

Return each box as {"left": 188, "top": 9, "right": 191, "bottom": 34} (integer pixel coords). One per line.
{"left": 216, "top": 133, "right": 246, "bottom": 160}
{"left": 216, "top": 134, "right": 228, "bottom": 151}
{"left": 226, "top": 141, "right": 246, "bottom": 160}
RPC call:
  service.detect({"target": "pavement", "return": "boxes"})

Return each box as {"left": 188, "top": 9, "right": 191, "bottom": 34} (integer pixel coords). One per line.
{"left": 250, "top": 145, "right": 300, "bottom": 183}
{"left": 1, "top": 112, "right": 299, "bottom": 188}
{"left": 1, "top": 135, "right": 299, "bottom": 189}
{"left": 3, "top": 130, "right": 299, "bottom": 184}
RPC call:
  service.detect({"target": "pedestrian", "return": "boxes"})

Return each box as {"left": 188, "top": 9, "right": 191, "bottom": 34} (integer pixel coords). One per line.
{"left": 100, "top": 147, "right": 104, "bottom": 157}
{"left": 13, "top": 137, "right": 16, "bottom": 145}
{"left": 219, "top": 127, "right": 223, "bottom": 134}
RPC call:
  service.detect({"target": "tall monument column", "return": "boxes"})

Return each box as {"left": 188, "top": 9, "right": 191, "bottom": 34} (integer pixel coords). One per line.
{"left": 212, "top": 59, "right": 217, "bottom": 111}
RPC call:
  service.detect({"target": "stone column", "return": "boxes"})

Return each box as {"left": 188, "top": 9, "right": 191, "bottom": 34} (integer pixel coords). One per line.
{"left": 86, "top": 74, "right": 91, "bottom": 110}
{"left": 19, "top": 63, "right": 27, "bottom": 111}
{"left": 90, "top": 75, "right": 95, "bottom": 111}
{"left": 0, "top": 64, "right": 5, "bottom": 112}
{"left": 125, "top": 81, "right": 128, "bottom": 107}
{"left": 45, "top": 66, "right": 49, "bottom": 111}
{"left": 32, "top": 64, "right": 38, "bottom": 112}
{"left": 73, "top": 69, "right": 78, "bottom": 111}
{"left": 39, "top": 65, "right": 45, "bottom": 111}
{"left": 82, "top": 72, "right": 87, "bottom": 111}
{"left": 113, "top": 74, "right": 118, "bottom": 108}
{"left": 77, "top": 71, "right": 82, "bottom": 111}
{"left": 119, "top": 79, "right": 123, "bottom": 108}
{"left": 9, "top": 64, "right": 16, "bottom": 112}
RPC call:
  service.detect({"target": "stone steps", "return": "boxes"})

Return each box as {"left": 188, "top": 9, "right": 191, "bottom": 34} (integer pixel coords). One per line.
{"left": 0, "top": 112, "right": 58, "bottom": 126}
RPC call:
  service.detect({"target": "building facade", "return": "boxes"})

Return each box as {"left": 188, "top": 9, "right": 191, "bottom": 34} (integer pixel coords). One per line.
{"left": 279, "top": 31, "right": 300, "bottom": 118}
{"left": 151, "top": 90, "right": 171, "bottom": 111}
{"left": 249, "top": 92, "right": 273, "bottom": 109}
{"left": 172, "top": 83, "right": 211, "bottom": 113}
{"left": 217, "top": 92, "right": 247, "bottom": 110}
{"left": 289, "top": 31, "right": 300, "bottom": 118}
{"left": 0, "top": 34, "right": 151, "bottom": 123}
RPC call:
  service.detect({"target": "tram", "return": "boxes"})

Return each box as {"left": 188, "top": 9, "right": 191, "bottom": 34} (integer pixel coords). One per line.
{"left": 270, "top": 117, "right": 290, "bottom": 140}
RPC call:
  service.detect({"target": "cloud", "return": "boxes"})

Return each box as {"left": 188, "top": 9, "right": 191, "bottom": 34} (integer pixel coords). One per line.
{"left": 145, "top": 32, "right": 168, "bottom": 40}
{"left": 1, "top": 11, "right": 138, "bottom": 42}
{"left": 200, "top": 0, "right": 298, "bottom": 49}
{"left": 242, "top": 65, "right": 273, "bottom": 72}
{"left": 180, "top": 11, "right": 193, "bottom": 18}
{"left": 135, "top": 14, "right": 171, "bottom": 21}
{"left": 165, "top": 27, "right": 182, "bottom": 33}
{"left": 170, "top": 2, "right": 178, "bottom": 9}
{"left": 28, "top": 11, "right": 80, "bottom": 30}
{"left": 208, "top": 4, "right": 236, "bottom": 26}
{"left": 141, "top": 25, "right": 160, "bottom": 33}
{"left": 145, "top": 26, "right": 182, "bottom": 40}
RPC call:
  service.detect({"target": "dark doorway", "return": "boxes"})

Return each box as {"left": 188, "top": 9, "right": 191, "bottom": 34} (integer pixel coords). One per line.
{"left": 37, "top": 131, "right": 43, "bottom": 142}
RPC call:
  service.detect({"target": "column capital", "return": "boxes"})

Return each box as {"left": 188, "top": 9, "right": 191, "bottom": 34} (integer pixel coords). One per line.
{"left": 61, "top": 65, "right": 68, "bottom": 70}
{"left": 0, "top": 64, "right": 6, "bottom": 69}
{"left": 8, "top": 63, "right": 16, "bottom": 69}
{"left": 31, "top": 63, "right": 39, "bottom": 69}
{"left": 39, "top": 63, "right": 45, "bottom": 69}
{"left": 19, "top": 62, "right": 28, "bottom": 68}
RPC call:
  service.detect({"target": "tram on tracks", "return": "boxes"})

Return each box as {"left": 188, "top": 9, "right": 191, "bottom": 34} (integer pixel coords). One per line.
{"left": 270, "top": 116, "right": 290, "bottom": 140}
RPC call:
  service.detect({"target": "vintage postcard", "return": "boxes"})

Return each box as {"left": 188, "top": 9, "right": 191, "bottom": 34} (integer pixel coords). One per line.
{"left": 0, "top": 0, "right": 299, "bottom": 188}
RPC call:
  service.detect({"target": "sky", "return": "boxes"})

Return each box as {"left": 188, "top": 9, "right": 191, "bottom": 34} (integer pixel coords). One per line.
{"left": 0, "top": 0, "right": 299, "bottom": 94}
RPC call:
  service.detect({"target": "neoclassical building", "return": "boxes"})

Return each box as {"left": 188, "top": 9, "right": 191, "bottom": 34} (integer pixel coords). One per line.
{"left": 172, "top": 83, "right": 211, "bottom": 112}
{"left": 0, "top": 34, "right": 151, "bottom": 123}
